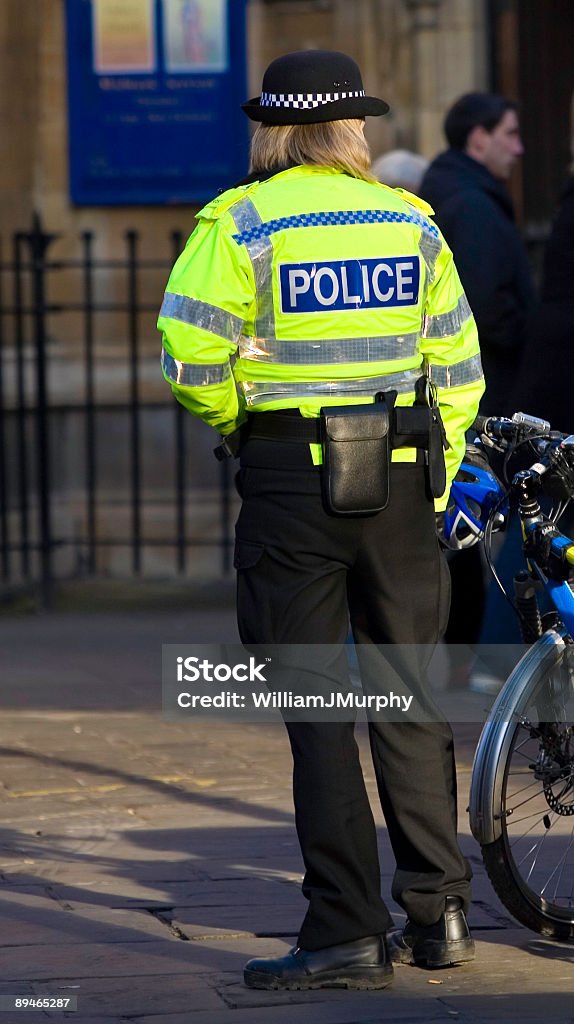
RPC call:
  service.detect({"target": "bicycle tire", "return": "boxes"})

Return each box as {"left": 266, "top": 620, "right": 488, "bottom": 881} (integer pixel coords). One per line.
{"left": 470, "top": 630, "right": 574, "bottom": 938}
{"left": 482, "top": 811, "right": 574, "bottom": 940}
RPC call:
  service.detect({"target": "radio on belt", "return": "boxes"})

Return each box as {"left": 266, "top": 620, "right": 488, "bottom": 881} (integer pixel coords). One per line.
{"left": 279, "top": 256, "right": 421, "bottom": 313}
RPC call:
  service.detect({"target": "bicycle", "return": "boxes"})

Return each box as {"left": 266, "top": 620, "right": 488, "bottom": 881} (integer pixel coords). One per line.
{"left": 444, "top": 411, "right": 574, "bottom": 940}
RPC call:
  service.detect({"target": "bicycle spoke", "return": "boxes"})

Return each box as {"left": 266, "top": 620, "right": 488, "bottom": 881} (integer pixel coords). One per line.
{"left": 509, "top": 807, "right": 557, "bottom": 837}
{"left": 506, "top": 785, "right": 551, "bottom": 815}
{"left": 505, "top": 777, "right": 544, "bottom": 803}
{"left": 540, "top": 823, "right": 574, "bottom": 902}
{"left": 515, "top": 839, "right": 542, "bottom": 871}
{"left": 524, "top": 826, "right": 551, "bottom": 883}
{"left": 512, "top": 747, "right": 537, "bottom": 762}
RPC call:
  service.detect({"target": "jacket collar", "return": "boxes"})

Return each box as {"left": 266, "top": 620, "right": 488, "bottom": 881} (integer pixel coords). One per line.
{"left": 230, "top": 164, "right": 354, "bottom": 190}
{"left": 231, "top": 165, "right": 296, "bottom": 188}
{"left": 434, "top": 149, "right": 515, "bottom": 220}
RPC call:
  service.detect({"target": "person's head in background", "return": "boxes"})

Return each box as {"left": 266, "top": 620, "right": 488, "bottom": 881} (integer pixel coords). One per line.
{"left": 371, "top": 149, "right": 429, "bottom": 193}
{"left": 444, "top": 93, "right": 523, "bottom": 181}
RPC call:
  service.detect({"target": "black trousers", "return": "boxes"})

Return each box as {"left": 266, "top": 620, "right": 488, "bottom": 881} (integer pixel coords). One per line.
{"left": 445, "top": 544, "right": 486, "bottom": 645}
{"left": 234, "top": 446, "right": 472, "bottom": 951}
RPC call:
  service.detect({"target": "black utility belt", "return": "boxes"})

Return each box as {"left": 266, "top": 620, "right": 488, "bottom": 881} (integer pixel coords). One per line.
{"left": 237, "top": 391, "right": 448, "bottom": 517}
{"left": 246, "top": 406, "right": 436, "bottom": 451}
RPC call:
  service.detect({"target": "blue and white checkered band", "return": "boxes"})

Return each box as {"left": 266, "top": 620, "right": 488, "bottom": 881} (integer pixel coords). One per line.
{"left": 260, "top": 89, "right": 365, "bottom": 110}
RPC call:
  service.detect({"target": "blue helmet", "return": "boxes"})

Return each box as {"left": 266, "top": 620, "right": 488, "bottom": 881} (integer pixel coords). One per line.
{"left": 443, "top": 444, "right": 508, "bottom": 550}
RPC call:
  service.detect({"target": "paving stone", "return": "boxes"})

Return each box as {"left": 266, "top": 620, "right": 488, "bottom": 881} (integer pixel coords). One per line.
{"left": 128, "top": 803, "right": 294, "bottom": 828}
{"left": 32, "top": 975, "right": 225, "bottom": 1017}
{"left": 131, "top": 993, "right": 453, "bottom": 1023}
{"left": 153, "top": 879, "right": 305, "bottom": 907}
{"left": 0, "top": 891, "right": 173, "bottom": 946}
{"left": 438, "top": 993, "right": 574, "bottom": 1019}
{"left": 0, "top": 880, "right": 176, "bottom": 911}
{"left": 172, "top": 904, "right": 302, "bottom": 938}
{"left": 0, "top": 858, "right": 209, "bottom": 885}
{"left": 0, "top": 936, "right": 293, "bottom": 982}
{"left": 0, "top": 940, "right": 209, "bottom": 981}
{"left": 203, "top": 863, "right": 303, "bottom": 882}
{"left": 37, "top": 877, "right": 304, "bottom": 914}
{"left": 43, "top": 1018, "right": 125, "bottom": 1024}
{"left": 0, "top": 1016, "right": 75, "bottom": 1024}
{"left": 0, "top": 609, "right": 573, "bottom": 1023}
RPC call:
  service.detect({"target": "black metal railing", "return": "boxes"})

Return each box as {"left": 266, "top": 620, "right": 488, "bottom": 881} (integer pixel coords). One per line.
{"left": 0, "top": 214, "right": 235, "bottom": 604}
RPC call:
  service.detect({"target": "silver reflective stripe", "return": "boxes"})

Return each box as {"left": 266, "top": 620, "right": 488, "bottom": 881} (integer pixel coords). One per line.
{"left": 160, "top": 293, "right": 244, "bottom": 343}
{"left": 161, "top": 347, "right": 232, "bottom": 387}
{"left": 423, "top": 294, "right": 472, "bottom": 339}
{"left": 418, "top": 228, "right": 442, "bottom": 287}
{"left": 241, "top": 367, "right": 423, "bottom": 406}
{"left": 231, "top": 194, "right": 263, "bottom": 235}
{"left": 230, "top": 196, "right": 276, "bottom": 339}
{"left": 428, "top": 353, "right": 484, "bottom": 388}
{"left": 239, "top": 332, "right": 420, "bottom": 365}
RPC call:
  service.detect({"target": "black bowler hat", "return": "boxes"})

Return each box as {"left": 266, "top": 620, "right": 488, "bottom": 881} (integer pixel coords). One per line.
{"left": 242, "top": 50, "right": 389, "bottom": 125}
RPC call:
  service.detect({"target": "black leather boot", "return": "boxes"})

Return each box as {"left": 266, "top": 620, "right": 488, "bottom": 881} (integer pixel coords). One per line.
{"left": 387, "top": 896, "right": 475, "bottom": 968}
{"left": 244, "top": 933, "right": 393, "bottom": 990}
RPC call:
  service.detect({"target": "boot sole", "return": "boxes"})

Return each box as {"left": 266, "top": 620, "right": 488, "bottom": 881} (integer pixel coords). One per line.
{"left": 244, "top": 964, "right": 393, "bottom": 991}
{"left": 393, "top": 937, "right": 475, "bottom": 969}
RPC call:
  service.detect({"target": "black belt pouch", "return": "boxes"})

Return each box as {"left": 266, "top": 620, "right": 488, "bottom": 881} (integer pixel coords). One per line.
{"left": 320, "top": 401, "right": 391, "bottom": 516}
{"left": 394, "top": 404, "right": 447, "bottom": 499}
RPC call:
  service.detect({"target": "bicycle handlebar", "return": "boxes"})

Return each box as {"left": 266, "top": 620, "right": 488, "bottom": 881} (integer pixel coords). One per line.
{"left": 466, "top": 412, "right": 574, "bottom": 582}
{"left": 472, "top": 411, "right": 555, "bottom": 444}
{"left": 472, "top": 411, "right": 574, "bottom": 508}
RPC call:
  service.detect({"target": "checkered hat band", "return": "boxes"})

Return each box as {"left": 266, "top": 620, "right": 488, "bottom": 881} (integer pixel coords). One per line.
{"left": 260, "top": 90, "right": 365, "bottom": 109}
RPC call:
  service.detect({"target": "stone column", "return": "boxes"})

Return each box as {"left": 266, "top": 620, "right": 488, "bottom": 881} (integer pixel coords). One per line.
{"left": 407, "top": 0, "right": 446, "bottom": 157}
{"left": 333, "top": 0, "right": 395, "bottom": 157}
{"left": 0, "top": 1, "right": 40, "bottom": 231}
{"left": 404, "top": 0, "right": 488, "bottom": 159}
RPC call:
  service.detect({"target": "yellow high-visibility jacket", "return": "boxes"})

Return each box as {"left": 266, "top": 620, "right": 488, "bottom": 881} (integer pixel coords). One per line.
{"left": 158, "top": 165, "right": 485, "bottom": 510}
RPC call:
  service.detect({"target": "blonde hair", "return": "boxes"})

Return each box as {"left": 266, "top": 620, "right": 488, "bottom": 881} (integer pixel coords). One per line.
{"left": 249, "top": 118, "right": 375, "bottom": 182}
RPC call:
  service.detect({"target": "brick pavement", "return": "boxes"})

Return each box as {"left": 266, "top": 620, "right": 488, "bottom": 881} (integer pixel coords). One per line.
{"left": 0, "top": 597, "right": 572, "bottom": 1023}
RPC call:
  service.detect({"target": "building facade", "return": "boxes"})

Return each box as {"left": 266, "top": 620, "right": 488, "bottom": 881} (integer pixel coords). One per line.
{"left": 0, "top": 0, "right": 572, "bottom": 583}
{"left": 2, "top": 1, "right": 572, "bottom": 266}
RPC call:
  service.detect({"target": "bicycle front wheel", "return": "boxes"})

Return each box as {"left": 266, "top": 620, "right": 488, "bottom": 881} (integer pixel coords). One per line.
{"left": 471, "top": 630, "right": 574, "bottom": 939}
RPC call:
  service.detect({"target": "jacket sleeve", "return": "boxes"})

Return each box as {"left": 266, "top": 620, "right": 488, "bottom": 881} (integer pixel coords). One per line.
{"left": 158, "top": 210, "right": 254, "bottom": 437}
{"left": 419, "top": 229, "right": 485, "bottom": 511}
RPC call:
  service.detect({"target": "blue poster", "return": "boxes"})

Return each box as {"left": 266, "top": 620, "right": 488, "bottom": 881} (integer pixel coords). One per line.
{"left": 65, "top": 0, "right": 249, "bottom": 205}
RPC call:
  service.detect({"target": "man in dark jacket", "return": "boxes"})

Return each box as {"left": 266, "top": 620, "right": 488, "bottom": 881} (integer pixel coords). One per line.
{"left": 420, "top": 94, "right": 535, "bottom": 679}
{"left": 420, "top": 93, "right": 534, "bottom": 415}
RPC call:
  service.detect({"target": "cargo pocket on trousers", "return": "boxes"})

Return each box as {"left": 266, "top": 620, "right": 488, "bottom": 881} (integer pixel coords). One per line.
{"left": 233, "top": 539, "right": 264, "bottom": 571}
{"left": 234, "top": 539, "right": 272, "bottom": 643}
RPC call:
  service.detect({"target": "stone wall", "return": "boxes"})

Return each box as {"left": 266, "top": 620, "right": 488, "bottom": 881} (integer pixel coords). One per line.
{"left": 0, "top": 0, "right": 490, "bottom": 580}
{"left": 1, "top": 0, "right": 488, "bottom": 242}
{"left": 0, "top": 0, "right": 490, "bottom": 375}
{"left": 248, "top": 0, "right": 488, "bottom": 164}
{"left": 0, "top": 1, "right": 40, "bottom": 230}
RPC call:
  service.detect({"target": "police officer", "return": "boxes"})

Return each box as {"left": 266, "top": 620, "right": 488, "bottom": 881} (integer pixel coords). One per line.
{"left": 159, "top": 51, "right": 484, "bottom": 991}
